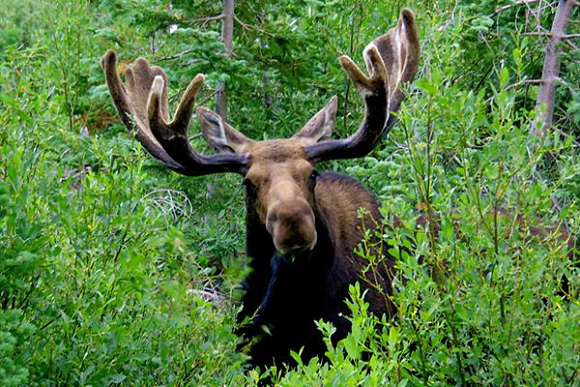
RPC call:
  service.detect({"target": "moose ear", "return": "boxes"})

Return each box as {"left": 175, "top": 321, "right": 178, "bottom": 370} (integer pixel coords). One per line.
{"left": 292, "top": 96, "right": 337, "bottom": 145}
{"left": 197, "top": 107, "right": 254, "bottom": 154}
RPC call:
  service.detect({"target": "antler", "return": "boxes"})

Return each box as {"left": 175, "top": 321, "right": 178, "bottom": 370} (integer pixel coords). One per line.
{"left": 101, "top": 50, "right": 248, "bottom": 176}
{"left": 305, "top": 8, "right": 420, "bottom": 162}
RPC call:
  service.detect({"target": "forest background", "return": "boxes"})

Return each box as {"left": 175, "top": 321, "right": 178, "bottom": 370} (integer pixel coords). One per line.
{"left": 1, "top": 0, "right": 579, "bottom": 385}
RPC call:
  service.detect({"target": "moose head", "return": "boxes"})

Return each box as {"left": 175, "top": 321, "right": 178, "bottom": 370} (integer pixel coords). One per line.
{"left": 102, "top": 9, "right": 420, "bottom": 367}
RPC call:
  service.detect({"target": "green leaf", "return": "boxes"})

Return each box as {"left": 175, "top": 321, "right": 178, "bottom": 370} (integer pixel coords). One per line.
{"left": 343, "top": 335, "right": 360, "bottom": 360}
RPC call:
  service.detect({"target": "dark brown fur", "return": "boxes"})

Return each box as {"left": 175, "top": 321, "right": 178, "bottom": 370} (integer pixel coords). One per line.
{"left": 238, "top": 171, "right": 394, "bottom": 368}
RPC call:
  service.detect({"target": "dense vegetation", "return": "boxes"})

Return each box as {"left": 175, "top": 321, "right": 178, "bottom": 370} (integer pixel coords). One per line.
{"left": 1, "top": 0, "right": 578, "bottom": 385}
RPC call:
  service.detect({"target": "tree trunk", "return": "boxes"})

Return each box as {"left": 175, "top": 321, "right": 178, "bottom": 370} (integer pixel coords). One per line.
{"left": 216, "top": 0, "right": 234, "bottom": 120}
{"left": 530, "top": 0, "right": 575, "bottom": 137}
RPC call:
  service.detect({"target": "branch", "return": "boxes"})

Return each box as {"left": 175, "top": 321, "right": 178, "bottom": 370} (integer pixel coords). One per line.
{"left": 194, "top": 14, "right": 226, "bottom": 28}
{"left": 530, "top": 0, "right": 576, "bottom": 137}
{"left": 490, "top": 0, "right": 541, "bottom": 17}
{"left": 524, "top": 31, "right": 580, "bottom": 49}
{"left": 193, "top": 10, "right": 274, "bottom": 37}
{"left": 156, "top": 50, "right": 203, "bottom": 63}
{"left": 505, "top": 79, "right": 545, "bottom": 90}
{"left": 233, "top": 15, "right": 275, "bottom": 37}
{"left": 506, "top": 77, "right": 577, "bottom": 94}
{"left": 524, "top": 31, "right": 580, "bottom": 38}
{"left": 215, "top": 0, "right": 234, "bottom": 120}
{"left": 200, "top": 87, "right": 219, "bottom": 106}
{"left": 233, "top": 14, "right": 251, "bottom": 30}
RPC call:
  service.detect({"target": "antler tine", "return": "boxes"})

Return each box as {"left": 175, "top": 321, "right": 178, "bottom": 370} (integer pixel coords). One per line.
{"left": 101, "top": 50, "right": 248, "bottom": 176}
{"left": 305, "top": 8, "right": 420, "bottom": 162}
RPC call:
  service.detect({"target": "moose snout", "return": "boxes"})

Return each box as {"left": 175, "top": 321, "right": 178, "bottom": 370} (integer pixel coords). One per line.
{"left": 266, "top": 200, "right": 317, "bottom": 255}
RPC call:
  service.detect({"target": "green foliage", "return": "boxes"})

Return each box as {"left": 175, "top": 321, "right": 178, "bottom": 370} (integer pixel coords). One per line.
{"left": 0, "top": 310, "right": 33, "bottom": 387}
{"left": 0, "top": 0, "right": 578, "bottom": 386}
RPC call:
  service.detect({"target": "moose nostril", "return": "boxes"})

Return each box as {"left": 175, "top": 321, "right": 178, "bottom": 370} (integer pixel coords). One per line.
{"left": 267, "top": 213, "right": 278, "bottom": 223}
{"left": 266, "top": 213, "right": 277, "bottom": 234}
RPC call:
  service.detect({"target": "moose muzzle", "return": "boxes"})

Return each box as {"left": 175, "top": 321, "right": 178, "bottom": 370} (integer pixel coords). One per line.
{"left": 266, "top": 198, "right": 317, "bottom": 255}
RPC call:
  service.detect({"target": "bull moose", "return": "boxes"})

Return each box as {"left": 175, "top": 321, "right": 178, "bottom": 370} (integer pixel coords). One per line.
{"left": 101, "top": 9, "right": 420, "bottom": 368}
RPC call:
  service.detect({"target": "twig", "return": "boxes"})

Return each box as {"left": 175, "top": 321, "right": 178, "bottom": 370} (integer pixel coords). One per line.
{"left": 199, "top": 88, "right": 219, "bottom": 106}
{"left": 157, "top": 50, "right": 203, "bottom": 63}
{"left": 553, "top": 76, "right": 578, "bottom": 95}
{"left": 490, "top": 0, "right": 541, "bottom": 17}
{"left": 505, "top": 78, "right": 544, "bottom": 90}
{"left": 233, "top": 15, "right": 251, "bottom": 30}
{"left": 507, "top": 77, "right": 577, "bottom": 94}
{"left": 524, "top": 31, "right": 580, "bottom": 38}
{"left": 524, "top": 31, "right": 580, "bottom": 49}
{"left": 194, "top": 13, "right": 226, "bottom": 28}
{"left": 186, "top": 288, "right": 226, "bottom": 303}
{"left": 189, "top": 133, "right": 203, "bottom": 141}
{"left": 39, "top": 318, "right": 56, "bottom": 331}
{"left": 524, "top": 31, "right": 580, "bottom": 50}
{"left": 193, "top": 10, "right": 277, "bottom": 38}
{"left": 234, "top": 15, "right": 275, "bottom": 37}
{"left": 484, "top": 79, "right": 542, "bottom": 104}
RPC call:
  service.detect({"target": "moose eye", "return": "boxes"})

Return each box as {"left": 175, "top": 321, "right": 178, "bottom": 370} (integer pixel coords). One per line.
{"left": 309, "top": 170, "right": 319, "bottom": 182}
{"left": 242, "top": 178, "right": 257, "bottom": 190}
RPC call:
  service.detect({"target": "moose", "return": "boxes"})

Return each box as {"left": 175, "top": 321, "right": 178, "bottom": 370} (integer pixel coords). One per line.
{"left": 101, "top": 9, "right": 420, "bottom": 368}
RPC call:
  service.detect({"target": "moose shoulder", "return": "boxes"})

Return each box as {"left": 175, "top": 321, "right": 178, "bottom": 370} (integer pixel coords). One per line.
{"left": 101, "top": 9, "right": 420, "bottom": 368}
